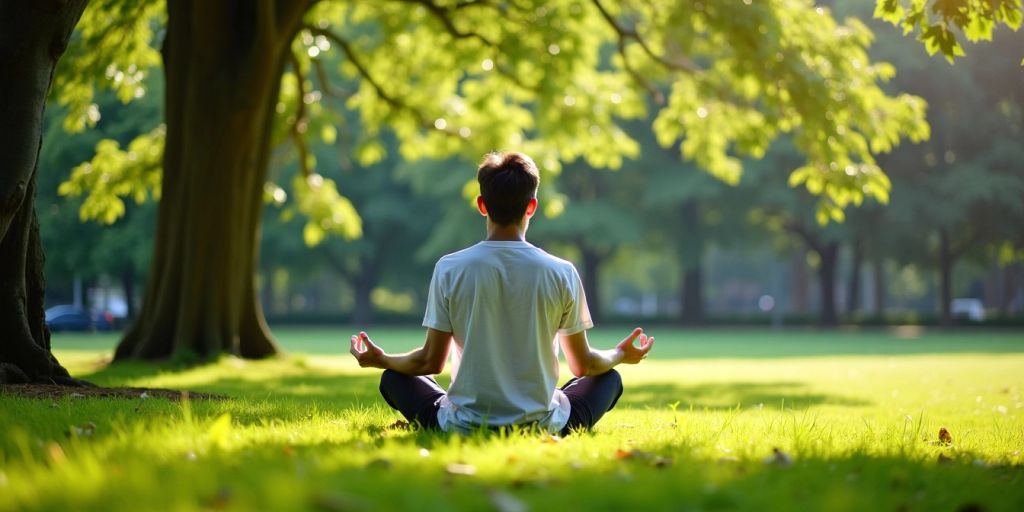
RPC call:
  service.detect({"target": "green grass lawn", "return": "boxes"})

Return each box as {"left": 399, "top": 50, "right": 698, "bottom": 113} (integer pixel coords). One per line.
{"left": 3, "top": 327, "right": 1023, "bottom": 511}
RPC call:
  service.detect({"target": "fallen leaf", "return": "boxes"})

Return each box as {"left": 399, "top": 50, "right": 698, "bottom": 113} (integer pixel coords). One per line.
{"left": 207, "top": 487, "right": 231, "bottom": 510}
{"left": 487, "top": 489, "right": 527, "bottom": 512}
{"left": 445, "top": 463, "right": 477, "bottom": 476}
{"left": 72, "top": 421, "right": 96, "bottom": 437}
{"left": 763, "top": 448, "right": 793, "bottom": 467}
{"left": 311, "top": 492, "right": 365, "bottom": 512}
{"left": 542, "top": 435, "right": 562, "bottom": 444}
{"left": 282, "top": 446, "right": 295, "bottom": 457}
{"left": 615, "top": 449, "right": 634, "bottom": 460}
{"left": 47, "top": 442, "right": 66, "bottom": 464}
{"left": 939, "top": 427, "right": 953, "bottom": 445}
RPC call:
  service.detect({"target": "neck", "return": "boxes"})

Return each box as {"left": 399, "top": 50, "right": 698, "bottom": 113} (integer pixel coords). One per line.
{"left": 485, "top": 220, "right": 527, "bottom": 241}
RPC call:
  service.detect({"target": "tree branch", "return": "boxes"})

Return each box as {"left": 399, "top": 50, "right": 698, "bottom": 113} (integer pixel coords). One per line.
{"left": 305, "top": 25, "right": 463, "bottom": 136}
{"left": 391, "top": 0, "right": 495, "bottom": 46}
{"left": 312, "top": 57, "right": 353, "bottom": 98}
{"left": 591, "top": 0, "right": 701, "bottom": 74}
{"left": 785, "top": 220, "right": 823, "bottom": 255}
{"left": 590, "top": 0, "right": 702, "bottom": 104}
{"left": 288, "top": 51, "right": 311, "bottom": 176}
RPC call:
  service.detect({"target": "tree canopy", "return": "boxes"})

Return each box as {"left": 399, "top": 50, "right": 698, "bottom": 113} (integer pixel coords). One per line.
{"left": 58, "top": 0, "right": 928, "bottom": 234}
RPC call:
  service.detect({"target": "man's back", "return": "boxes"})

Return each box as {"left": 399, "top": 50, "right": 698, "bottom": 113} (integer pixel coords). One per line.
{"left": 423, "top": 240, "right": 592, "bottom": 431}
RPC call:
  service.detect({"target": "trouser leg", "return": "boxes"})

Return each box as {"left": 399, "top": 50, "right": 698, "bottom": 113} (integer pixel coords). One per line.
{"left": 559, "top": 369, "right": 624, "bottom": 436}
{"left": 378, "top": 369, "right": 445, "bottom": 429}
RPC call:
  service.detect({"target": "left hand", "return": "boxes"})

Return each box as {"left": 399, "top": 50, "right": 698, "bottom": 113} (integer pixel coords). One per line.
{"left": 349, "top": 331, "right": 386, "bottom": 368}
{"left": 616, "top": 327, "right": 654, "bottom": 364}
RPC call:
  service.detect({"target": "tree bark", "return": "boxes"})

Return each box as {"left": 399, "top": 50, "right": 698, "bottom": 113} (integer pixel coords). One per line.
{"left": 846, "top": 238, "right": 862, "bottom": 314}
{"left": 0, "top": 0, "right": 90, "bottom": 384}
{"left": 681, "top": 267, "right": 704, "bottom": 325}
{"left": 351, "top": 257, "right": 378, "bottom": 326}
{"left": 789, "top": 250, "right": 810, "bottom": 314}
{"left": 121, "top": 266, "right": 136, "bottom": 320}
{"left": 116, "top": 1, "right": 309, "bottom": 360}
{"left": 678, "top": 201, "right": 704, "bottom": 325}
{"left": 817, "top": 242, "right": 839, "bottom": 328}
{"left": 871, "top": 257, "right": 886, "bottom": 317}
{"left": 938, "top": 229, "right": 954, "bottom": 327}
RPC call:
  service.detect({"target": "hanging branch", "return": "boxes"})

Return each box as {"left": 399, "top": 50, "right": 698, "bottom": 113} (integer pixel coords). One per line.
{"left": 305, "top": 25, "right": 468, "bottom": 137}
{"left": 590, "top": 0, "right": 704, "bottom": 104}
{"left": 288, "top": 50, "right": 312, "bottom": 176}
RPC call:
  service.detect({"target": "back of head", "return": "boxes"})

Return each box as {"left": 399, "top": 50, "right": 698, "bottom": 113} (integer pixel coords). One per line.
{"left": 476, "top": 151, "right": 540, "bottom": 226}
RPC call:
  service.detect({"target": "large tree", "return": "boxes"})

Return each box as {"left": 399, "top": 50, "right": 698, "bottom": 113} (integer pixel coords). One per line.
{"left": 0, "top": 0, "right": 90, "bottom": 383}
{"left": 54, "top": 0, "right": 927, "bottom": 360}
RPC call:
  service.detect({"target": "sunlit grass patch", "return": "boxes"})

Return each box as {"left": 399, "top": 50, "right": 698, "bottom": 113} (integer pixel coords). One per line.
{"left": 2, "top": 328, "right": 1022, "bottom": 510}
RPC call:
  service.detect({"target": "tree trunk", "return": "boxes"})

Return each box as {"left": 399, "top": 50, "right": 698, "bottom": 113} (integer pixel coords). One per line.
{"left": 790, "top": 250, "right": 810, "bottom": 314}
{"left": 121, "top": 266, "right": 136, "bottom": 320}
{"left": 351, "top": 258, "right": 378, "bottom": 326}
{"left": 817, "top": 242, "right": 839, "bottom": 327}
{"left": 116, "top": 1, "right": 308, "bottom": 360}
{"left": 938, "top": 229, "right": 954, "bottom": 327}
{"left": 1002, "top": 263, "right": 1019, "bottom": 316}
{"left": 580, "top": 246, "right": 603, "bottom": 322}
{"left": 0, "top": 0, "right": 89, "bottom": 384}
{"left": 678, "top": 200, "right": 704, "bottom": 325}
{"left": 681, "top": 267, "right": 704, "bottom": 325}
{"left": 846, "top": 238, "right": 862, "bottom": 315}
{"left": 871, "top": 257, "right": 886, "bottom": 317}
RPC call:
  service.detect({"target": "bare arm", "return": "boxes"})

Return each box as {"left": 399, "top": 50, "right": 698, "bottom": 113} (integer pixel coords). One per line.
{"left": 349, "top": 328, "right": 452, "bottom": 375}
{"left": 559, "top": 327, "right": 654, "bottom": 378}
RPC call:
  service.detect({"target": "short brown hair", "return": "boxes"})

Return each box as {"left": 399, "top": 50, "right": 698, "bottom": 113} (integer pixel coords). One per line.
{"left": 476, "top": 151, "right": 540, "bottom": 226}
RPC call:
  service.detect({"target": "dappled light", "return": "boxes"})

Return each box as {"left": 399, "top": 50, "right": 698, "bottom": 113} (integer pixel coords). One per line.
{"left": 2, "top": 0, "right": 1022, "bottom": 509}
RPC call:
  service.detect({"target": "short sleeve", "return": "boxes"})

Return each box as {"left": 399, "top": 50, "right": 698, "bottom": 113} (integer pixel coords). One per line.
{"left": 558, "top": 266, "right": 594, "bottom": 335}
{"left": 422, "top": 263, "right": 453, "bottom": 332}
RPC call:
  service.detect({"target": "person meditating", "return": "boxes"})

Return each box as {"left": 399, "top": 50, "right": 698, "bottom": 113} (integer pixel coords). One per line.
{"left": 348, "top": 151, "right": 654, "bottom": 435}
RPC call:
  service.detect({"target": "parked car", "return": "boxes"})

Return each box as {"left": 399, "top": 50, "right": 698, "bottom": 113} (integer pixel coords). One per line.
{"left": 951, "top": 298, "right": 985, "bottom": 322}
{"left": 45, "top": 305, "right": 92, "bottom": 332}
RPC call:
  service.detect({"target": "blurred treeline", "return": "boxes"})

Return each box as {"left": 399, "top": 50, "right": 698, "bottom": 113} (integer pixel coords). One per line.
{"left": 36, "top": 2, "right": 1024, "bottom": 327}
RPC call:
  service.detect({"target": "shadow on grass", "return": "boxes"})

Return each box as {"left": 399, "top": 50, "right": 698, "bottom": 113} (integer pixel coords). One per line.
{"left": 74, "top": 358, "right": 868, "bottom": 420}
{"left": 619, "top": 381, "right": 871, "bottom": 411}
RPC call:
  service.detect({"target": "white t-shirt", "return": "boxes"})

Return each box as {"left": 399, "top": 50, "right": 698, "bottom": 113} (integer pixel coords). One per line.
{"left": 422, "top": 240, "right": 593, "bottom": 434}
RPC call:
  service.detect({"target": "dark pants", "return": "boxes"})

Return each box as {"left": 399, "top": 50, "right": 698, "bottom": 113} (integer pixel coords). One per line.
{"left": 378, "top": 369, "right": 623, "bottom": 436}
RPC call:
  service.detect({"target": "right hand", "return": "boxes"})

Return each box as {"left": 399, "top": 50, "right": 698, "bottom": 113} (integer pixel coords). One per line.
{"left": 616, "top": 327, "right": 654, "bottom": 364}
{"left": 349, "top": 331, "right": 386, "bottom": 369}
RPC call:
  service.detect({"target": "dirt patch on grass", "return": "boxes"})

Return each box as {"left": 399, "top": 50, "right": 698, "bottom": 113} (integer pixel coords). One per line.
{"left": 1, "top": 384, "right": 224, "bottom": 400}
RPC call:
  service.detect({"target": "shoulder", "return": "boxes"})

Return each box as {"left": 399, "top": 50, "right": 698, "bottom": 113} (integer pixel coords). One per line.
{"left": 527, "top": 245, "right": 580, "bottom": 279}
{"left": 434, "top": 244, "right": 482, "bottom": 272}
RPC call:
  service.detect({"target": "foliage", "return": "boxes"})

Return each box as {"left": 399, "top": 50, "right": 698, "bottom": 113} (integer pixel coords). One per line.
{"left": 2, "top": 328, "right": 1023, "bottom": 510}
{"left": 57, "top": 126, "right": 163, "bottom": 224}
{"left": 874, "top": 0, "right": 1023, "bottom": 62}
{"left": 55, "top": 0, "right": 929, "bottom": 238}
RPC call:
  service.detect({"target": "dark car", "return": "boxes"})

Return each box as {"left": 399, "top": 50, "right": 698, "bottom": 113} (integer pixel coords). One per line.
{"left": 45, "top": 305, "right": 92, "bottom": 332}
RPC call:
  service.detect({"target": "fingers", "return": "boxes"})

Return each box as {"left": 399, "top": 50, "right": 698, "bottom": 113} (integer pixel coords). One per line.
{"left": 640, "top": 337, "right": 654, "bottom": 360}
{"left": 617, "top": 327, "right": 643, "bottom": 348}
{"left": 640, "top": 335, "right": 655, "bottom": 352}
{"left": 360, "top": 332, "right": 381, "bottom": 352}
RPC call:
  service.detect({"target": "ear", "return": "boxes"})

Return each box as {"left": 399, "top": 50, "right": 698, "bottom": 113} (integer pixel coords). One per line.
{"left": 525, "top": 197, "right": 538, "bottom": 218}
{"left": 476, "top": 195, "right": 488, "bottom": 217}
